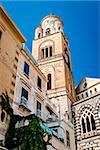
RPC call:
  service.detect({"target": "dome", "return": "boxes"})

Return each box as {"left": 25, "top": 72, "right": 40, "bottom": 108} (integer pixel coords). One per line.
{"left": 41, "top": 14, "right": 64, "bottom": 36}
{"left": 41, "top": 13, "right": 63, "bottom": 25}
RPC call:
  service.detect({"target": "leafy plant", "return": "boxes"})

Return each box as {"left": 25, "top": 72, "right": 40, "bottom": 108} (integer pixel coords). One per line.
{"left": 17, "top": 116, "right": 45, "bottom": 150}
{"left": 0, "top": 91, "right": 52, "bottom": 150}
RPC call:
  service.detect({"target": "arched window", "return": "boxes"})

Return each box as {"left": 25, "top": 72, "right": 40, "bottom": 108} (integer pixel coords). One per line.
{"left": 78, "top": 96, "right": 80, "bottom": 100}
{"left": 1, "top": 111, "right": 5, "bottom": 122}
{"left": 82, "top": 118, "right": 86, "bottom": 133}
{"left": 58, "top": 26, "right": 60, "bottom": 30}
{"left": 91, "top": 114, "right": 96, "bottom": 130}
{"left": 80, "top": 106, "right": 97, "bottom": 136}
{"left": 41, "top": 49, "right": 44, "bottom": 59}
{"left": 38, "top": 33, "right": 40, "bottom": 38}
{"left": 82, "top": 94, "right": 84, "bottom": 98}
{"left": 86, "top": 116, "right": 91, "bottom": 132}
{"left": 50, "top": 46, "right": 52, "bottom": 56}
{"left": 90, "top": 90, "right": 92, "bottom": 95}
{"left": 94, "top": 88, "right": 97, "bottom": 92}
{"left": 46, "top": 48, "right": 48, "bottom": 58}
{"left": 46, "top": 28, "right": 50, "bottom": 35}
{"left": 86, "top": 92, "right": 88, "bottom": 97}
{"left": 47, "top": 74, "right": 51, "bottom": 90}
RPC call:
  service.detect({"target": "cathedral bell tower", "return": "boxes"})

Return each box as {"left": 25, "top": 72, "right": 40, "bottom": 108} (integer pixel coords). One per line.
{"left": 32, "top": 14, "right": 76, "bottom": 121}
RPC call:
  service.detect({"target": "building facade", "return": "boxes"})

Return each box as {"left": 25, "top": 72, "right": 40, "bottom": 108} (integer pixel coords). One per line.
{"left": 73, "top": 78, "right": 100, "bottom": 150}
{"left": 0, "top": 5, "right": 25, "bottom": 146}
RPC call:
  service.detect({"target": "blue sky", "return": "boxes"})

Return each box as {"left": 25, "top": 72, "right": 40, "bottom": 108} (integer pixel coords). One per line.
{"left": 1, "top": 1, "right": 100, "bottom": 86}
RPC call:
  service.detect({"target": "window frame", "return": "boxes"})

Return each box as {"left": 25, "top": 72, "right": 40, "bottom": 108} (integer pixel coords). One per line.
{"left": 45, "top": 28, "right": 50, "bottom": 35}
{"left": 21, "top": 87, "right": 28, "bottom": 100}
{"left": 24, "top": 61, "right": 29, "bottom": 76}
{"left": 81, "top": 111, "right": 96, "bottom": 135}
{"left": 47, "top": 74, "right": 52, "bottom": 90}
{"left": 37, "top": 76, "right": 42, "bottom": 91}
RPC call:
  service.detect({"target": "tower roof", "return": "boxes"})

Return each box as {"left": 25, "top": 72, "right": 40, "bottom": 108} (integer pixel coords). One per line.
{"left": 41, "top": 13, "right": 63, "bottom": 25}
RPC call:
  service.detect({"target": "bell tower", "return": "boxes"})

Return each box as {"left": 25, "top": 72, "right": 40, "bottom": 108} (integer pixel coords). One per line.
{"left": 32, "top": 14, "right": 76, "bottom": 121}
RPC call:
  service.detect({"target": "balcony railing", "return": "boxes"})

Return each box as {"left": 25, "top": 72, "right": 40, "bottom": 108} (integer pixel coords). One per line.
{"left": 47, "top": 114, "right": 58, "bottom": 122}
{"left": 20, "top": 96, "right": 28, "bottom": 107}
{"left": 36, "top": 109, "right": 42, "bottom": 117}
{"left": 36, "top": 109, "right": 48, "bottom": 121}
{"left": 19, "top": 97, "right": 31, "bottom": 112}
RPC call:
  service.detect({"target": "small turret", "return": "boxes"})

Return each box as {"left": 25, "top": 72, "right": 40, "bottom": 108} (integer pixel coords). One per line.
{"left": 35, "top": 26, "right": 43, "bottom": 39}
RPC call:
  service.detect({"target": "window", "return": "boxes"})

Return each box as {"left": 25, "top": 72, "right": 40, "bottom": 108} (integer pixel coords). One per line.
{"left": 46, "top": 48, "right": 48, "bottom": 58}
{"left": 50, "top": 46, "right": 52, "bottom": 56}
{"left": 0, "top": 31, "right": 2, "bottom": 40}
{"left": 24, "top": 62, "right": 29, "bottom": 76}
{"left": 84, "top": 82, "right": 87, "bottom": 88}
{"left": 66, "top": 130, "right": 70, "bottom": 146}
{"left": 40, "top": 45, "right": 53, "bottom": 59}
{"left": 94, "top": 88, "right": 97, "bottom": 92}
{"left": 86, "top": 92, "right": 88, "bottom": 97}
{"left": 46, "top": 28, "right": 50, "bottom": 35}
{"left": 41, "top": 49, "right": 44, "bottom": 58}
{"left": 86, "top": 116, "right": 91, "bottom": 132}
{"left": 37, "top": 76, "right": 42, "bottom": 90}
{"left": 1, "top": 111, "right": 5, "bottom": 122}
{"left": 38, "top": 33, "right": 40, "bottom": 38}
{"left": 58, "top": 26, "right": 60, "bottom": 30}
{"left": 82, "top": 94, "right": 84, "bottom": 98}
{"left": 21, "top": 87, "right": 28, "bottom": 100}
{"left": 37, "top": 101, "right": 41, "bottom": 116}
{"left": 47, "top": 74, "right": 51, "bottom": 90}
{"left": 82, "top": 118, "right": 86, "bottom": 133}
{"left": 91, "top": 114, "right": 96, "bottom": 130}
{"left": 53, "top": 128, "right": 58, "bottom": 133}
{"left": 77, "top": 96, "right": 80, "bottom": 100}
{"left": 81, "top": 111, "right": 96, "bottom": 135}
{"left": 90, "top": 90, "right": 92, "bottom": 95}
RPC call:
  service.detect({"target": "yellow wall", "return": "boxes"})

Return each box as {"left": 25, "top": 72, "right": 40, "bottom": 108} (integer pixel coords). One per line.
{"left": 0, "top": 6, "right": 25, "bottom": 102}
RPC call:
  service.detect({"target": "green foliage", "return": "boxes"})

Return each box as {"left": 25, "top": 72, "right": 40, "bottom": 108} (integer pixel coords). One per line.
{"left": 17, "top": 116, "right": 45, "bottom": 150}
{"left": 0, "top": 91, "right": 52, "bottom": 150}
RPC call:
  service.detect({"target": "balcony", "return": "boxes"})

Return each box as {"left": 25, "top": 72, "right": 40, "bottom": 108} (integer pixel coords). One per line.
{"left": 19, "top": 96, "right": 31, "bottom": 112}
{"left": 36, "top": 109, "right": 42, "bottom": 117}
{"left": 20, "top": 96, "right": 27, "bottom": 106}
{"left": 36, "top": 109, "right": 47, "bottom": 121}
{"left": 47, "top": 114, "right": 58, "bottom": 122}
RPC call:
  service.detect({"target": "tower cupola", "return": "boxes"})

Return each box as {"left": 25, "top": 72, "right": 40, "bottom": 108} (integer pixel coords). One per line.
{"left": 41, "top": 14, "right": 63, "bottom": 36}
{"left": 35, "top": 14, "right": 63, "bottom": 39}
